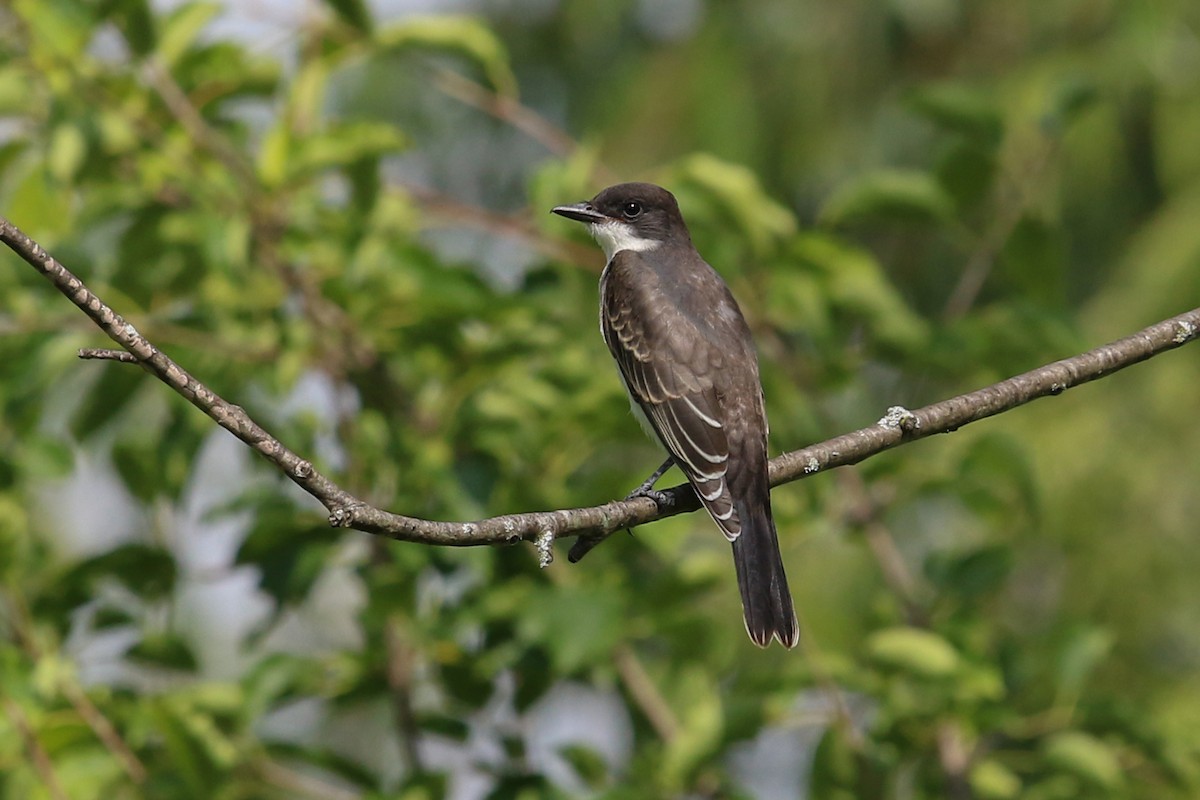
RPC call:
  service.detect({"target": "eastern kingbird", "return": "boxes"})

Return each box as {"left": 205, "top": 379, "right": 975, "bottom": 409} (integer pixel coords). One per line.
{"left": 552, "top": 182, "right": 799, "bottom": 648}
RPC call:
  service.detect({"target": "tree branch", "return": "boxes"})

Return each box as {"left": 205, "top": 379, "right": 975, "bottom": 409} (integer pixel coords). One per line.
{"left": 612, "top": 643, "right": 680, "bottom": 743}
{"left": 2, "top": 214, "right": 1197, "bottom": 558}
{"left": 4, "top": 697, "right": 70, "bottom": 800}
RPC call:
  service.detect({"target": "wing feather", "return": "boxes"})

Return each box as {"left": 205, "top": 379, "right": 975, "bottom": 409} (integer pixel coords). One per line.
{"left": 602, "top": 256, "right": 741, "bottom": 540}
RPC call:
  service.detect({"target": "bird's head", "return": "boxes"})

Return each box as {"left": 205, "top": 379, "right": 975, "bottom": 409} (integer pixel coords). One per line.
{"left": 552, "top": 182, "right": 690, "bottom": 261}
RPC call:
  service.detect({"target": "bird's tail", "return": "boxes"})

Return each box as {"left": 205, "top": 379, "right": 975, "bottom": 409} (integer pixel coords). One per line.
{"left": 731, "top": 499, "right": 799, "bottom": 648}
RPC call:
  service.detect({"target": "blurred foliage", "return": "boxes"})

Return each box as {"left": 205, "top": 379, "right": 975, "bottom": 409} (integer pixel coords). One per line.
{"left": 1, "top": 0, "right": 1199, "bottom": 798}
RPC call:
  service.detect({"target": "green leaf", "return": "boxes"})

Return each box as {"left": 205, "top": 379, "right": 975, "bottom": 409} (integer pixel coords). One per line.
{"left": 0, "top": 66, "right": 33, "bottom": 113}
{"left": 345, "top": 155, "right": 382, "bottom": 215}
{"left": 291, "top": 121, "right": 408, "bottom": 177}
{"left": 415, "top": 713, "right": 470, "bottom": 742}
{"left": 1043, "top": 79, "right": 1100, "bottom": 134}
{"left": 323, "top": 0, "right": 373, "bottom": 33}
{"left": 157, "top": 1, "right": 221, "bottom": 67}
{"left": 93, "top": 607, "right": 136, "bottom": 630}
{"left": 924, "top": 544, "right": 1014, "bottom": 599}
{"left": 793, "top": 233, "right": 930, "bottom": 352}
{"left": 906, "top": 83, "right": 1004, "bottom": 147}
{"left": 14, "top": 0, "right": 93, "bottom": 59}
{"left": 16, "top": 433, "right": 74, "bottom": 480}
{"left": 820, "top": 169, "right": 955, "bottom": 227}
{"left": 129, "top": 634, "right": 199, "bottom": 671}
{"left": 661, "top": 666, "right": 723, "bottom": 787}
{"left": 377, "top": 15, "right": 517, "bottom": 97}
{"left": 396, "top": 771, "right": 450, "bottom": 797}
{"left": 150, "top": 700, "right": 224, "bottom": 799}
{"left": 256, "top": 122, "right": 291, "bottom": 188}
{"left": 999, "top": 215, "right": 1068, "bottom": 303}
{"left": 71, "top": 366, "right": 145, "bottom": 439}
{"left": 8, "top": 164, "right": 74, "bottom": 240}
{"left": 440, "top": 654, "right": 496, "bottom": 707}
{"left": 529, "top": 144, "right": 604, "bottom": 233}
{"left": 969, "top": 758, "right": 1022, "bottom": 799}
{"left": 1054, "top": 626, "right": 1114, "bottom": 702}
{"left": 1043, "top": 730, "right": 1123, "bottom": 791}
{"left": 674, "top": 152, "right": 797, "bottom": 254}
{"left": 241, "top": 654, "right": 315, "bottom": 722}
{"left": 287, "top": 57, "right": 330, "bottom": 131}
{"left": 35, "top": 714, "right": 95, "bottom": 756}
{"left": 866, "top": 626, "right": 961, "bottom": 679}
{"left": 558, "top": 744, "right": 608, "bottom": 789}
{"left": 0, "top": 497, "right": 32, "bottom": 584}
{"left": 264, "top": 742, "right": 381, "bottom": 790}
{"left": 103, "top": 0, "right": 157, "bottom": 56}
{"left": 514, "top": 586, "right": 623, "bottom": 674}
{"left": 483, "top": 772, "right": 554, "bottom": 800}
{"left": 49, "top": 544, "right": 178, "bottom": 614}
{"left": 512, "top": 647, "right": 554, "bottom": 711}
{"left": 957, "top": 432, "right": 1039, "bottom": 521}
{"left": 936, "top": 140, "right": 998, "bottom": 211}
{"left": 48, "top": 124, "right": 87, "bottom": 183}
{"left": 809, "top": 724, "right": 884, "bottom": 800}
{"left": 236, "top": 500, "right": 338, "bottom": 609}
{"left": 175, "top": 41, "right": 281, "bottom": 102}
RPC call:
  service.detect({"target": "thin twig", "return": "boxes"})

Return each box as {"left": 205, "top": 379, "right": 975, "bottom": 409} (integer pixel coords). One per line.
{"left": 1, "top": 215, "right": 1198, "bottom": 554}
{"left": 2, "top": 586, "right": 148, "bottom": 783}
{"left": 61, "top": 682, "right": 149, "bottom": 783}
{"left": 140, "top": 57, "right": 256, "bottom": 185}
{"left": 257, "top": 758, "right": 363, "bottom": 800}
{"left": 942, "top": 136, "right": 1057, "bottom": 321}
{"left": 4, "top": 698, "right": 70, "bottom": 800}
{"left": 383, "top": 618, "right": 425, "bottom": 774}
{"left": 408, "top": 184, "right": 599, "bottom": 267}
{"left": 790, "top": 604, "right": 866, "bottom": 749}
{"left": 612, "top": 644, "right": 680, "bottom": 743}
{"left": 431, "top": 68, "right": 581, "bottom": 159}
{"left": 839, "top": 469, "right": 928, "bottom": 625}
{"left": 936, "top": 720, "right": 975, "bottom": 800}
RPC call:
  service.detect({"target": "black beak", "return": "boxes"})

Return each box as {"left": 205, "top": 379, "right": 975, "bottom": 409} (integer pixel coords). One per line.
{"left": 551, "top": 202, "right": 606, "bottom": 224}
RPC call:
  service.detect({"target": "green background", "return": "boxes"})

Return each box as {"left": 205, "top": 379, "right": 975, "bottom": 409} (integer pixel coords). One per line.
{"left": 1, "top": 0, "right": 1199, "bottom": 797}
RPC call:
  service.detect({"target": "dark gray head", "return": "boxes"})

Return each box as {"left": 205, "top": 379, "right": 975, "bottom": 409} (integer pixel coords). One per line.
{"left": 552, "top": 182, "right": 692, "bottom": 260}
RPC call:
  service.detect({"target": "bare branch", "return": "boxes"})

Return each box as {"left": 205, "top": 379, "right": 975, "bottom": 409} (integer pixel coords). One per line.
{"left": 839, "top": 469, "right": 928, "bottom": 626}
{"left": 431, "top": 67, "right": 581, "bottom": 159}
{"left": 406, "top": 183, "right": 599, "bottom": 267}
{"left": 942, "top": 134, "right": 1058, "bottom": 321}
{"left": 4, "top": 697, "right": 70, "bottom": 800}
{"left": 140, "top": 57, "right": 256, "bottom": 185}
{"left": 2, "top": 215, "right": 1197, "bottom": 557}
{"left": 256, "top": 758, "right": 363, "bottom": 800}
{"left": 384, "top": 617, "right": 425, "bottom": 774}
{"left": 61, "top": 682, "right": 148, "bottom": 783}
{"left": 3, "top": 581, "right": 147, "bottom": 783}
{"left": 613, "top": 643, "right": 680, "bottom": 743}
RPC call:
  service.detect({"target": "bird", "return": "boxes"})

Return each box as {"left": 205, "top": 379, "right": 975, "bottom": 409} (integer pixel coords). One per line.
{"left": 552, "top": 182, "right": 799, "bottom": 648}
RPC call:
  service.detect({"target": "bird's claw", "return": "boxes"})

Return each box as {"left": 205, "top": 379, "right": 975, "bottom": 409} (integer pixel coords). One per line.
{"left": 624, "top": 485, "right": 671, "bottom": 509}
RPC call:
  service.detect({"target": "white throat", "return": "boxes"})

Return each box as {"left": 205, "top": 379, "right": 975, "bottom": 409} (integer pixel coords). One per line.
{"left": 588, "top": 220, "right": 661, "bottom": 261}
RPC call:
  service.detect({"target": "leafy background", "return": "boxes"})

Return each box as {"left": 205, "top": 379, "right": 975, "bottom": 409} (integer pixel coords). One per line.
{"left": 1, "top": 0, "right": 1199, "bottom": 798}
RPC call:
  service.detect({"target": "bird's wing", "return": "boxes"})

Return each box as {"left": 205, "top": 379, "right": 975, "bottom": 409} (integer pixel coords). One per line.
{"left": 602, "top": 264, "right": 742, "bottom": 540}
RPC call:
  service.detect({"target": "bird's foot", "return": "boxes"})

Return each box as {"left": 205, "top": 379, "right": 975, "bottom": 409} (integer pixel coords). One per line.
{"left": 624, "top": 484, "right": 672, "bottom": 509}
{"left": 623, "top": 456, "right": 674, "bottom": 508}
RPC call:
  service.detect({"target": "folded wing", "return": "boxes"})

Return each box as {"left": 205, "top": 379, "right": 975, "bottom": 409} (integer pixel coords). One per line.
{"left": 602, "top": 263, "right": 742, "bottom": 540}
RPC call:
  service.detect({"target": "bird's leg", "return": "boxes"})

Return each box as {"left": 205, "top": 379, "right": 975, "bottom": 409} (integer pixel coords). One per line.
{"left": 624, "top": 456, "right": 675, "bottom": 506}
{"left": 571, "top": 458, "right": 676, "bottom": 564}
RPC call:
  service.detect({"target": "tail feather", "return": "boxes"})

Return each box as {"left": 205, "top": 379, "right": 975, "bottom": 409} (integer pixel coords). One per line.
{"left": 731, "top": 500, "right": 799, "bottom": 648}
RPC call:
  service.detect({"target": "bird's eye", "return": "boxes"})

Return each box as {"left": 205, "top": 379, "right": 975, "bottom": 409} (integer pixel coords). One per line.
{"left": 622, "top": 201, "right": 642, "bottom": 218}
